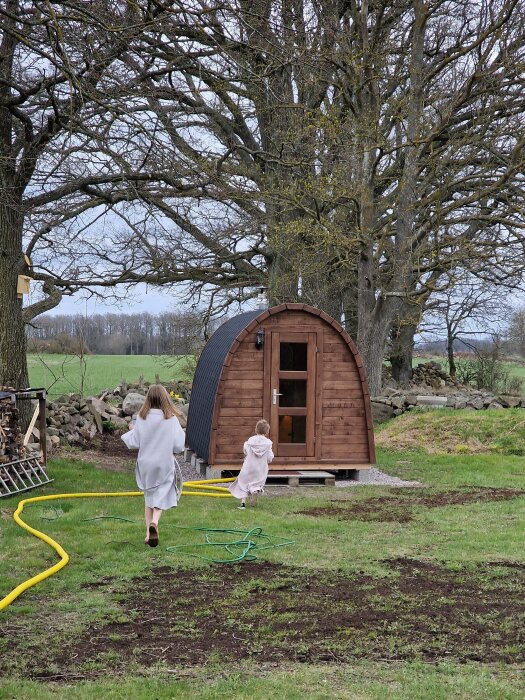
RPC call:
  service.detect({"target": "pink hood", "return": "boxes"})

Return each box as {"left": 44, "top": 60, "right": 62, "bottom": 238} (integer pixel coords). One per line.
{"left": 245, "top": 434, "right": 273, "bottom": 459}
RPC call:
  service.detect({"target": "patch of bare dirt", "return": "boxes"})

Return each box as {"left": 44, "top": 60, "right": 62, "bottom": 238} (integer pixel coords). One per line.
{"left": 54, "top": 434, "right": 200, "bottom": 482}
{"left": 297, "top": 488, "right": 525, "bottom": 523}
{"left": 55, "top": 433, "right": 135, "bottom": 473}
{"left": 2, "top": 558, "right": 524, "bottom": 680}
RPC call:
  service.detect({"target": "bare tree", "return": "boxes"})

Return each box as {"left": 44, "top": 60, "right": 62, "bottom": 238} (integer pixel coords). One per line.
{"left": 503, "top": 306, "right": 525, "bottom": 358}
{"left": 422, "top": 274, "right": 512, "bottom": 377}
{"left": 114, "top": 1, "right": 525, "bottom": 392}
{"left": 0, "top": 1, "right": 142, "bottom": 389}
{"left": 2, "top": 0, "right": 525, "bottom": 400}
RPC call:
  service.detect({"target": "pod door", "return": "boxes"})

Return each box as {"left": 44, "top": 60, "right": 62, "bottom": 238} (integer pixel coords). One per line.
{"left": 268, "top": 332, "right": 317, "bottom": 457}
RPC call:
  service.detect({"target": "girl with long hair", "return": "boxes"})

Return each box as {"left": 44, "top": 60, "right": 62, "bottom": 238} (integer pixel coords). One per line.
{"left": 121, "top": 384, "right": 185, "bottom": 546}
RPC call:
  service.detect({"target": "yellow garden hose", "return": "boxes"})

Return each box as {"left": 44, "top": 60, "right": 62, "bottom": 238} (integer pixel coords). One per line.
{"left": 0, "top": 478, "right": 234, "bottom": 612}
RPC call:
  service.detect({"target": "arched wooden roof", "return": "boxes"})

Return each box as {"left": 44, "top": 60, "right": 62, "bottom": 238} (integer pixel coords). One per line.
{"left": 186, "top": 310, "right": 261, "bottom": 461}
{"left": 186, "top": 303, "right": 372, "bottom": 463}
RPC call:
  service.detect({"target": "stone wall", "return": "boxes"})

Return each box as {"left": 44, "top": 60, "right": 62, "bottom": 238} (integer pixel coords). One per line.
{"left": 372, "top": 362, "right": 524, "bottom": 423}
{"left": 32, "top": 380, "right": 191, "bottom": 453}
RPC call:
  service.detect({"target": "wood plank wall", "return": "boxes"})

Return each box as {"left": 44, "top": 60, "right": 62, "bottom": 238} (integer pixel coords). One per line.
{"left": 212, "top": 331, "right": 264, "bottom": 463}
{"left": 211, "top": 311, "right": 373, "bottom": 467}
{"left": 320, "top": 325, "right": 372, "bottom": 463}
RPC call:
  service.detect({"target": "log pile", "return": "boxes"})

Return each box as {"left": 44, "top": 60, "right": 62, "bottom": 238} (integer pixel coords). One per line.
{"left": 0, "top": 388, "right": 26, "bottom": 465}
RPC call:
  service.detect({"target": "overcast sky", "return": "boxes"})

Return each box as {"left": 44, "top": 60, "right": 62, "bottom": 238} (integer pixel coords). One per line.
{"left": 28, "top": 283, "right": 180, "bottom": 317}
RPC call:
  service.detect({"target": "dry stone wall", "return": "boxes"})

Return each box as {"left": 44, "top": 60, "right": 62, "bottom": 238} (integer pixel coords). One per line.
{"left": 371, "top": 362, "right": 525, "bottom": 423}
{"left": 32, "top": 380, "right": 191, "bottom": 454}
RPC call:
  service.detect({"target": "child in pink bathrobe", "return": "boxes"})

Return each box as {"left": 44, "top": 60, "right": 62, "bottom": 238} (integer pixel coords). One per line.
{"left": 229, "top": 419, "right": 274, "bottom": 509}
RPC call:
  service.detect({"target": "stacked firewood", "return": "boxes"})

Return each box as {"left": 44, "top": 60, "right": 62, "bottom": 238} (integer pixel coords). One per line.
{"left": 0, "top": 388, "right": 25, "bottom": 464}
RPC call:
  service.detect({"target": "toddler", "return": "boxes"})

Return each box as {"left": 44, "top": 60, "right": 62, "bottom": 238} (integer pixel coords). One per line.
{"left": 229, "top": 419, "right": 273, "bottom": 509}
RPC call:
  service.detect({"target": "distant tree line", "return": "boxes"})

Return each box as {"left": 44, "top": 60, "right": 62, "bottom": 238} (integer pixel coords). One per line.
{"left": 26, "top": 312, "right": 208, "bottom": 356}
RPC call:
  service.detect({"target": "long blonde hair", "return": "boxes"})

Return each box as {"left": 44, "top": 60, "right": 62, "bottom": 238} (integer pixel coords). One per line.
{"left": 138, "top": 384, "right": 178, "bottom": 420}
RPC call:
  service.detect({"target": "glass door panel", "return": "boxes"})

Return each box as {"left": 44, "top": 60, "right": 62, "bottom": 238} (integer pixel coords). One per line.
{"left": 280, "top": 342, "right": 308, "bottom": 371}
{"left": 279, "top": 379, "right": 307, "bottom": 407}
{"left": 279, "top": 415, "right": 306, "bottom": 443}
{"left": 269, "top": 331, "right": 317, "bottom": 457}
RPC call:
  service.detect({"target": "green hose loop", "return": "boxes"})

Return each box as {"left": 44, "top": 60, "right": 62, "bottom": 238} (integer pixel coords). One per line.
{"left": 166, "top": 526, "right": 295, "bottom": 564}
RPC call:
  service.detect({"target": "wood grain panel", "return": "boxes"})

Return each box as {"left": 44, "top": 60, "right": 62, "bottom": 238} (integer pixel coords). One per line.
{"left": 213, "top": 460, "right": 371, "bottom": 469}
{"left": 219, "top": 406, "right": 263, "bottom": 416}
{"left": 322, "top": 350, "right": 353, "bottom": 360}
{"left": 277, "top": 443, "right": 307, "bottom": 457}
{"left": 322, "top": 390, "right": 366, "bottom": 400}
{"left": 321, "top": 361, "right": 358, "bottom": 373}
{"left": 223, "top": 369, "right": 264, "bottom": 381}
{"left": 218, "top": 389, "right": 262, "bottom": 399}
{"left": 323, "top": 343, "right": 348, "bottom": 353}
{"left": 220, "top": 397, "right": 265, "bottom": 408}
{"left": 323, "top": 406, "right": 366, "bottom": 416}
{"left": 228, "top": 359, "right": 264, "bottom": 370}
{"left": 321, "top": 429, "right": 369, "bottom": 441}
{"left": 323, "top": 445, "right": 370, "bottom": 457}
{"left": 322, "top": 380, "right": 363, "bottom": 389}
{"left": 323, "top": 412, "right": 366, "bottom": 423}
{"left": 322, "top": 374, "right": 361, "bottom": 386}
{"left": 265, "top": 313, "right": 318, "bottom": 325}
{"left": 229, "top": 351, "right": 266, "bottom": 362}
{"left": 322, "top": 404, "right": 366, "bottom": 416}
{"left": 217, "top": 379, "right": 263, "bottom": 392}
{"left": 215, "top": 419, "right": 261, "bottom": 430}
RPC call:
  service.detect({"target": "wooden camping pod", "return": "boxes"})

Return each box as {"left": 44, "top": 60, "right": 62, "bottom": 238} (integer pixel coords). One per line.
{"left": 185, "top": 304, "right": 375, "bottom": 472}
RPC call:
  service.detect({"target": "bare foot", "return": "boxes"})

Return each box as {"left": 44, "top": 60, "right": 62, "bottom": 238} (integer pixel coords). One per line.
{"left": 148, "top": 523, "right": 159, "bottom": 547}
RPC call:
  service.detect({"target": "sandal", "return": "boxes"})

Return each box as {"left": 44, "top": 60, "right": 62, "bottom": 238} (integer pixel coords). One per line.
{"left": 147, "top": 523, "right": 159, "bottom": 547}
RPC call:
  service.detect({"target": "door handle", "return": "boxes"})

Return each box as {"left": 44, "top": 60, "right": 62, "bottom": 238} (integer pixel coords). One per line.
{"left": 272, "top": 388, "right": 283, "bottom": 405}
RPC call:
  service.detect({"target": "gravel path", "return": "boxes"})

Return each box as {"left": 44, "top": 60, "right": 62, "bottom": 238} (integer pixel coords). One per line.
{"left": 175, "top": 454, "right": 201, "bottom": 482}
{"left": 335, "top": 467, "right": 423, "bottom": 488}
{"left": 179, "top": 459, "right": 424, "bottom": 490}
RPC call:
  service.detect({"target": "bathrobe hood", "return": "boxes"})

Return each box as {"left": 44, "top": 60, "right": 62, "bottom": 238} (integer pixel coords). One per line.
{"left": 245, "top": 434, "right": 273, "bottom": 458}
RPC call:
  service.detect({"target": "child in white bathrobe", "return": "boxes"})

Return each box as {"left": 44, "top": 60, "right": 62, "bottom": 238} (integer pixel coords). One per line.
{"left": 121, "top": 384, "right": 185, "bottom": 546}
{"left": 229, "top": 419, "right": 274, "bottom": 509}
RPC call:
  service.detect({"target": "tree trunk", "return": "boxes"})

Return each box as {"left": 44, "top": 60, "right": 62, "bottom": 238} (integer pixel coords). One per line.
{"left": 389, "top": 316, "right": 417, "bottom": 385}
{"left": 356, "top": 246, "right": 398, "bottom": 395}
{"left": 358, "top": 316, "right": 392, "bottom": 397}
{"left": 447, "top": 328, "right": 456, "bottom": 377}
{"left": 390, "top": 321, "right": 416, "bottom": 385}
{"left": 0, "top": 203, "right": 29, "bottom": 391}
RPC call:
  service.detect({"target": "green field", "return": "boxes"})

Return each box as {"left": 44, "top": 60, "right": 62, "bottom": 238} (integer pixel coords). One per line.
{"left": 25, "top": 352, "right": 525, "bottom": 400}
{"left": 0, "top": 415, "right": 524, "bottom": 698}
{"left": 27, "top": 354, "right": 191, "bottom": 398}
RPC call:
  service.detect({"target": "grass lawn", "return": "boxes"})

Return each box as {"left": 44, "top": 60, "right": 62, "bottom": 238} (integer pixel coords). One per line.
{"left": 377, "top": 408, "right": 525, "bottom": 455}
{"left": 27, "top": 354, "right": 191, "bottom": 399}
{"left": 0, "top": 430, "right": 524, "bottom": 697}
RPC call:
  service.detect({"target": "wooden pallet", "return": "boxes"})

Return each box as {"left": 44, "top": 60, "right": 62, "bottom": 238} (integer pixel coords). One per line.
{"left": 0, "top": 456, "right": 53, "bottom": 498}
{"left": 266, "top": 470, "right": 336, "bottom": 487}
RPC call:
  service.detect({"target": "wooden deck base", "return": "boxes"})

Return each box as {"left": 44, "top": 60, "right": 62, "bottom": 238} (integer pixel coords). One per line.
{"left": 265, "top": 470, "right": 336, "bottom": 487}
{"left": 184, "top": 449, "right": 372, "bottom": 482}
